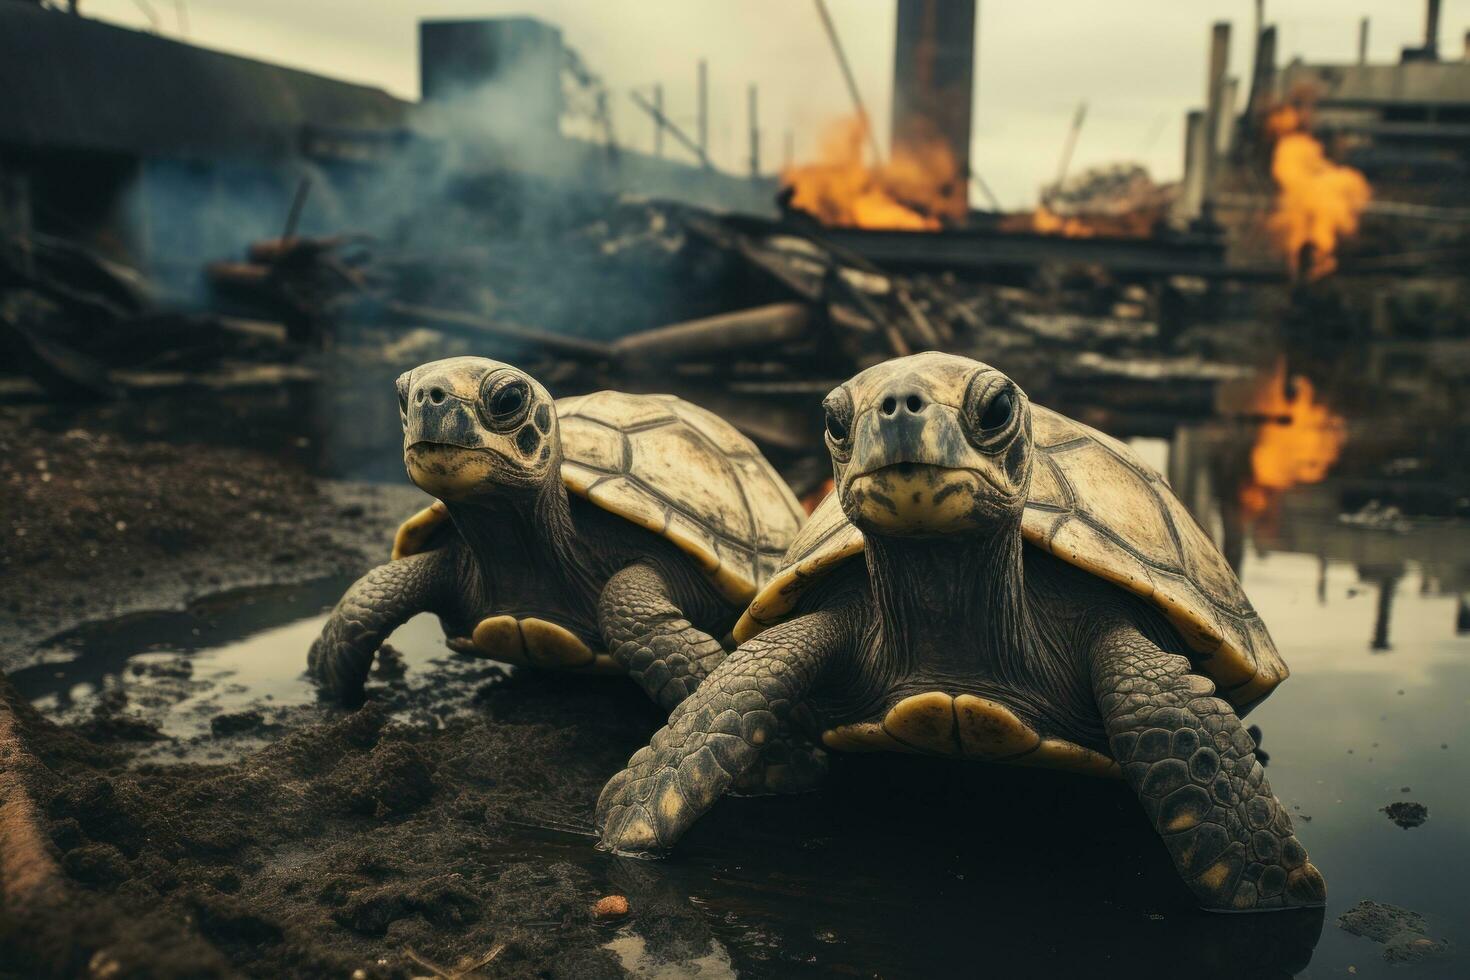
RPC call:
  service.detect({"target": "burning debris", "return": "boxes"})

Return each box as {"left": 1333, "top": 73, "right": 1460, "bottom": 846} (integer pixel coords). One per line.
{"left": 779, "top": 116, "right": 964, "bottom": 230}
{"left": 1264, "top": 103, "right": 1372, "bottom": 281}
{"left": 1019, "top": 164, "right": 1178, "bottom": 239}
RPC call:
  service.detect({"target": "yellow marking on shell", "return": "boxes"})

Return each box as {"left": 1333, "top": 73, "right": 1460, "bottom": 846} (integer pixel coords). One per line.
{"left": 471, "top": 615, "right": 528, "bottom": 666}
{"left": 391, "top": 500, "right": 449, "bottom": 560}
{"left": 658, "top": 786, "right": 684, "bottom": 826}
{"left": 732, "top": 524, "right": 864, "bottom": 643}
{"left": 569, "top": 476, "right": 758, "bottom": 607}
{"left": 1167, "top": 812, "right": 1201, "bottom": 832}
{"left": 1013, "top": 738, "right": 1121, "bottom": 779}
{"left": 820, "top": 693, "right": 1121, "bottom": 778}
{"left": 821, "top": 722, "right": 912, "bottom": 753}
{"left": 882, "top": 692, "right": 960, "bottom": 755}
{"left": 953, "top": 695, "right": 1040, "bottom": 758}
{"left": 519, "top": 617, "right": 595, "bottom": 668}
{"left": 465, "top": 616, "right": 623, "bottom": 674}
{"left": 1197, "top": 860, "right": 1234, "bottom": 892}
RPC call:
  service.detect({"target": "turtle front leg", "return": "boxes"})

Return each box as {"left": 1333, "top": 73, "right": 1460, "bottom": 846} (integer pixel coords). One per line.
{"left": 598, "top": 562, "right": 731, "bottom": 712}
{"left": 1092, "top": 627, "right": 1326, "bottom": 911}
{"left": 309, "top": 550, "right": 455, "bottom": 707}
{"left": 595, "top": 608, "right": 855, "bottom": 856}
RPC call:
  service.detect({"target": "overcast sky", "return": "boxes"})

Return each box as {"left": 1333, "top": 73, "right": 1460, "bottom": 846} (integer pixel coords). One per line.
{"left": 82, "top": 0, "right": 1470, "bottom": 207}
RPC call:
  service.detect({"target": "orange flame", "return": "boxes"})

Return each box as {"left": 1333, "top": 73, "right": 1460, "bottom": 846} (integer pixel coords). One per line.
{"left": 780, "top": 117, "right": 964, "bottom": 230}
{"left": 1027, "top": 206, "right": 1097, "bottom": 237}
{"left": 1265, "top": 105, "right": 1370, "bottom": 280}
{"left": 1238, "top": 360, "right": 1347, "bottom": 518}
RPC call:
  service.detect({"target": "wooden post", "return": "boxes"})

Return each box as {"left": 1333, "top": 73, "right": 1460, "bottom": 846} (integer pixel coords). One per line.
{"left": 1424, "top": 0, "right": 1441, "bottom": 59}
{"left": 1247, "top": 25, "right": 1277, "bottom": 122}
{"left": 1201, "top": 22, "right": 1231, "bottom": 216}
{"left": 1176, "top": 110, "right": 1208, "bottom": 224}
{"left": 1358, "top": 17, "right": 1370, "bottom": 64}
{"left": 747, "top": 85, "right": 760, "bottom": 177}
{"left": 697, "top": 59, "right": 708, "bottom": 159}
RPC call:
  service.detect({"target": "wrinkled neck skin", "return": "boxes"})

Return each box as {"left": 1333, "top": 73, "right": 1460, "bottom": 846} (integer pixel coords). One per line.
{"left": 863, "top": 519, "right": 1033, "bottom": 688}
{"left": 443, "top": 470, "right": 600, "bottom": 624}
{"left": 827, "top": 516, "right": 1104, "bottom": 745}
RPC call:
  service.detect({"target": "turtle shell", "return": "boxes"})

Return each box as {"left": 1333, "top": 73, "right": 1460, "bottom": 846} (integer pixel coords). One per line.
{"left": 734, "top": 404, "right": 1286, "bottom": 712}
{"left": 553, "top": 391, "right": 804, "bottom": 603}
{"left": 392, "top": 391, "right": 803, "bottom": 602}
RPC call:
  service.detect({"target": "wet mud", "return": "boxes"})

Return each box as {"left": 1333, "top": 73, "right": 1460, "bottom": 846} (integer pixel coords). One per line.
{"left": 0, "top": 409, "right": 423, "bottom": 674}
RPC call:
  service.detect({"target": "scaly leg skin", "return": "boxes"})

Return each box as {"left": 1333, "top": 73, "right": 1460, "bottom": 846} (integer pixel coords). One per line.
{"left": 309, "top": 551, "right": 454, "bottom": 707}
{"left": 595, "top": 608, "right": 854, "bottom": 856}
{"left": 1093, "top": 628, "right": 1326, "bottom": 911}
{"left": 597, "top": 561, "right": 830, "bottom": 794}
{"left": 598, "top": 562, "right": 731, "bottom": 712}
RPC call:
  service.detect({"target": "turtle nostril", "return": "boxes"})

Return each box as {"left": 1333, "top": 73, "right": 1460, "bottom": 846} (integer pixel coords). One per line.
{"left": 881, "top": 396, "right": 897, "bottom": 416}
{"left": 905, "top": 394, "right": 923, "bottom": 413}
{"left": 428, "top": 387, "right": 446, "bottom": 405}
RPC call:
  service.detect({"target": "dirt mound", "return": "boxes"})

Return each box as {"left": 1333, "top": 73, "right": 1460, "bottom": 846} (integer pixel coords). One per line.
{"left": 0, "top": 667, "right": 670, "bottom": 978}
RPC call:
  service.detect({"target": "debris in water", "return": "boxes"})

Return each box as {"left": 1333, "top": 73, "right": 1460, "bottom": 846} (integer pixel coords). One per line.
{"left": 1380, "top": 801, "right": 1429, "bottom": 829}
{"left": 1338, "top": 900, "right": 1450, "bottom": 963}
{"left": 592, "top": 895, "right": 630, "bottom": 920}
{"left": 210, "top": 710, "right": 266, "bottom": 737}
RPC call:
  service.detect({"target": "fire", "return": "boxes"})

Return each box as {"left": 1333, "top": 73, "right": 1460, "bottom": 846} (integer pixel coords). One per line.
{"left": 780, "top": 116, "right": 964, "bottom": 230}
{"left": 1026, "top": 206, "right": 1096, "bottom": 238}
{"left": 1265, "top": 105, "right": 1371, "bottom": 280}
{"left": 1238, "top": 360, "right": 1347, "bottom": 518}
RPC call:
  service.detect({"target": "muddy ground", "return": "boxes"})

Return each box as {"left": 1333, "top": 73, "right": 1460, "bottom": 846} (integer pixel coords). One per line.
{"left": 0, "top": 406, "right": 657, "bottom": 978}
{"left": 0, "top": 402, "right": 1333, "bottom": 980}
{"left": 0, "top": 407, "right": 420, "bottom": 672}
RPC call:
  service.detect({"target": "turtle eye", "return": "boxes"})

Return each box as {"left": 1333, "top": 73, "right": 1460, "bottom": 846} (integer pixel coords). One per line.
{"left": 481, "top": 376, "right": 533, "bottom": 429}
{"left": 980, "top": 390, "right": 1013, "bottom": 431}
{"left": 824, "top": 409, "right": 849, "bottom": 443}
{"left": 822, "top": 388, "right": 853, "bottom": 448}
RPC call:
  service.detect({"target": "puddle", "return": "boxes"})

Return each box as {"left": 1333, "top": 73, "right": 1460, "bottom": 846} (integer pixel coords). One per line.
{"left": 9, "top": 577, "right": 505, "bottom": 762}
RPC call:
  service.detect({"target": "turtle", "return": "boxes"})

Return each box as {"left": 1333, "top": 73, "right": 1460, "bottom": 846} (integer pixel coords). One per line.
{"left": 594, "top": 351, "right": 1325, "bottom": 912}
{"left": 308, "top": 355, "right": 806, "bottom": 718}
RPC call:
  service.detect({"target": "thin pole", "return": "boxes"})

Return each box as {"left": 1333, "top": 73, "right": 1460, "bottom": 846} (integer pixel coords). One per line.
{"left": 969, "top": 173, "right": 1002, "bottom": 212}
{"left": 747, "top": 84, "right": 760, "bottom": 177}
{"left": 697, "top": 59, "right": 708, "bottom": 159}
{"left": 1053, "top": 101, "right": 1087, "bottom": 189}
{"left": 1358, "top": 17, "right": 1370, "bottom": 63}
{"left": 281, "top": 176, "right": 312, "bottom": 245}
{"left": 813, "top": 0, "right": 884, "bottom": 165}
{"left": 629, "top": 91, "right": 712, "bottom": 169}
{"left": 653, "top": 84, "right": 664, "bottom": 157}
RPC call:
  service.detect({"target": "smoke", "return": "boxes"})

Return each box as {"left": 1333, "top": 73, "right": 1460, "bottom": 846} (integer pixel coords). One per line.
{"left": 118, "top": 33, "right": 771, "bottom": 334}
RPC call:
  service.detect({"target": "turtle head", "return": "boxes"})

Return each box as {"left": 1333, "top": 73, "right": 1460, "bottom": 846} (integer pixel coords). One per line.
{"left": 823, "top": 352, "right": 1033, "bottom": 537}
{"left": 397, "top": 356, "right": 559, "bottom": 502}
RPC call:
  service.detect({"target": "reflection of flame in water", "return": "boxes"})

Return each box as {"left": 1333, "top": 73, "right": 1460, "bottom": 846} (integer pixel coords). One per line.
{"left": 780, "top": 116, "right": 964, "bottom": 230}
{"left": 1265, "top": 105, "right": 1371, "bottom": 280}
{"left": 1239, "top": 361, "right": 1347, "bottom": 517}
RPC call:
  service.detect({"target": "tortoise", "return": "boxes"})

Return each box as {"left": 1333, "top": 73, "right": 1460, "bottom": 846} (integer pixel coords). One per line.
{"left": 595, "top": 352, "right": 1325, "bottom": 912}
{"left": 308, "top": 355, "right": 806, "bottom": 718}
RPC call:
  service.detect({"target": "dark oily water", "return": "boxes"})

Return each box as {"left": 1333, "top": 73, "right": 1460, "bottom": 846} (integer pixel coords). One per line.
{"left": 15, "top": 411, "right": 1469, "bottom": 980}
